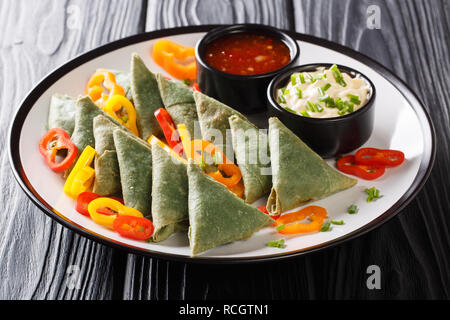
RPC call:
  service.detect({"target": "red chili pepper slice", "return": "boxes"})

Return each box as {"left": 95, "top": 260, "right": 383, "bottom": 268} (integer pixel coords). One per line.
{"left": 38, "top": 128, "right": 78, "bottom": 172}
{"left": 113, "top": 215, "right": 154, "bottom": 241}
{"left": 337, "top": 155, "right": 385, "bottom": 180}
{"left": 193, "top": 82, "right": 200, "bottom": 92}
{"left": 258, "top": 206, "right": 280, "bottom": 220}
{"left": 154, "top": 108, "right": 183, "bottom": 152}
{"left": 76, "top": 192, "right": 124, "bottom": 217}
{"left": 355, "top": 148, "right": 405, "bottom": 167}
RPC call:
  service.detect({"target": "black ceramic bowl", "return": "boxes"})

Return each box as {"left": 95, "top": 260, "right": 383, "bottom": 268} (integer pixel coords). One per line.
{"left": 195, "top": 24, "right": 300, "bottom": 114}
{"left": 267, "top": 63, "right": 376, "bottom": 158}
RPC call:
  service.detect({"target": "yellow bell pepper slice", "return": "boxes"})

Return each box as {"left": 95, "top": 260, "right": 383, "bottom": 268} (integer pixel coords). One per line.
{"left": 104, "top": 95, "right": 139, "bottom": 136}
{"left": 64, "top": 146, "right": 96, "bottom": 199}
{"left": 148, "top": 135, "right": 187, "bottom": 164}
{"left": 88, "top": 197, "right": 143, "bottom": 229}
{"left": 70, "top": 166, "right": 95, "bottom": 198}
{"left": 152, "top": 39, "right": 196, "bottom": 80}
{"left": 177, "top": 124, "right": 191, "bottom": 160}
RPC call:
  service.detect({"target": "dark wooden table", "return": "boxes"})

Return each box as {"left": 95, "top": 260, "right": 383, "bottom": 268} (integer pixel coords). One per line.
{"left": 0, "top": 0, "right": 448, "bottom": 300}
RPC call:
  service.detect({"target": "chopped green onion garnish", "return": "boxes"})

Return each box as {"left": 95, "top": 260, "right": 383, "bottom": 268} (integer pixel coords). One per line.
{"left": 121, "top": 115, "right": 129, "bottom": 123}
{"left": 365, "top": 187, "right": 382, "bottom": 202}
{"left": 306, "top": 73, "right": 316, "bottom": 83}
{"left": 321, "top": 83, "right": 331, "bottom": 92}
{"left": 213, "top": 152, "right": 222, "bottom": 165}
{"left": 320, "top": 222, "right": 332, "bottom": 232}
{"left": 197, "top": 156, "right": 207, "bottom": 170}
{"left": 267, "top": 239, "right": 285, "bottom": 248}
{"left": 290, "top": 74, "right": 297, "bottom": 85}
{"left": 330, "top": 64, "right": 347, "bottom": 87}
{"left": 306, "top": 101, "right": 317, "bottom": 112}
{"left": 278, "top": 95, "right": 287, "bottom": 104}
{"left": 296, "top": 87, "right": 302, "bottom": 99}
{"left": 314, "top": 73, "right": 326, "bottom": 81}
{"left": 318, "top": 87, "right": 325, "bottom": 97}
{"left": 300, "top": 110, "right": 310, "bottom": 117}
{"left": 331, "top": 220, "right": 344, "bottom": 225}
{"left": 344, "top": 101, "right": 354, "bottom": 113}
{"left": 338, "top": 109, "right": 347, "bottom": 116}
{"left": 282, "top": 88, "right": 289, "bottom": 95}
{"left": 347, "top": 204, "right": 359, "bottom": 214}
{"left": 299, "top": 73, "right": 305, "bottom": 84}
{"left": 276, "top": 224, "right": 286, "bottom": 231}
{"left": 315, "top": 103, "right": 324, "bottom": 112}
{"left": 284, "top": 106, "right": 297, "bottom": 114}
{"left": 320, "top": 96, "right": 335, "bottom": 107}
{"left": 335, "top": 97, "right": 344, "bottom": 110}
{"left": 182, "top": 79, "right": 191, "bottom": 86}
{"left": 347, "top": 94, "right": 361, "bottom": 105}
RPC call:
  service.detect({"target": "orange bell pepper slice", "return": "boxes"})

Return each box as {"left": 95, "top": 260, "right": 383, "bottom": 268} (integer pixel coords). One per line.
{"left": 228, "top": 180, "right": 244, "bottom": 199}
{"left": 152, "top": 39, "right": 196, "bottom": 80}
{"left": 104, "top": 95, "right": 139, "bottom": 136}
{"left": 275, "top": 206, "right": 327, "bottom": 234}
{"left": 85, "top": 69, "right": 125, "bottom": 108}
{"left": 177, "top": 128, "right": 243, "bottom": 194}
{"left": 88, "top": 197, "right": 143, "bottom": 229}
{"left": 189, "top": 140, "right": 242, "bottom": 188}
{"left": 188, "top": 140, "right": 233, "bottom": 164}
{"left": 207, "top": 163, "right": 242, "bottom": 188}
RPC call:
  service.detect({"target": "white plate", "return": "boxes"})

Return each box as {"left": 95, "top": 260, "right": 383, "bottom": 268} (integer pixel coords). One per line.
{"left": 8, "top": 26, "right": 435, "bottom": 263}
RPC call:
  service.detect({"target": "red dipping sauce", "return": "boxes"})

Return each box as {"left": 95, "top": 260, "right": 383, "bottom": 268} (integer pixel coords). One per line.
{"left": 204, "top": 33, "right": 291, "bottom": 75}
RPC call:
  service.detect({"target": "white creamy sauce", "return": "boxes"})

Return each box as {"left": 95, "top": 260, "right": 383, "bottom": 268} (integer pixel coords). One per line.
{"left": 277, "top": 66, "right": 370, "bottom": 118}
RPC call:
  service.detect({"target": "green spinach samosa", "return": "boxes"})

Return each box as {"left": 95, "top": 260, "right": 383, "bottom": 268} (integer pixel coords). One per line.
{"left": 193, "top": 91, "right": 248, "bottom": 158}
{"left": 130, "top": 53, "right": 164, "bottom": 140}
{"left": 113, "top": 129, "right": 153, "bottom": 217}
{"left": 187, "top": 160, "right": 273, "bottom": 255}
{"left": 229, "top": 115, "right": 272, "bottom": 203}
{"left": 156, "top": 74, "right": 198, "bottom": 138}
{"left": 92, "top": 115, "right": 123, "bottom": 196}
{"left": 266, "top": 117, "right": 357, "bottom": 216}
{"left": 150, "top": 144, "right": 189, "bottom": 242}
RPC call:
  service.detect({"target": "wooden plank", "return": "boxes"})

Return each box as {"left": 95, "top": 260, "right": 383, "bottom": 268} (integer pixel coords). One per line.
{"left": 291, "top": 0, "right": 449, "bottom": 299}
{"left": 0, "top": 0, "right": 145, "bottom": 299}
{"left": 146, "top": 0, "right": 294, "bottom": 31}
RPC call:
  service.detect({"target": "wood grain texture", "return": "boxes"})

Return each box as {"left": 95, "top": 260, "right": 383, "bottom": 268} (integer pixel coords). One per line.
{"left": 0, "top": 0, "right": 145, "bottom": 299}
{"left": 146, "top": 0, "right": 294, "bottom": 31}
{"left": 0, "top": 0, "right": 448, "bottom": 300}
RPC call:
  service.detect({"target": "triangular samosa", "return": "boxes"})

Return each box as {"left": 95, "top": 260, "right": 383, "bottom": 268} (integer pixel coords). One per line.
{"left": 266, "top": 117, "right": 357, "bottom": 215}
{"left": 92, "top": 115, "right": 122, "bottom": 196}
{"left": 66, "top": 96, "right": 120, "bottom": 176}
{"left": 193, "top": 91, "right": 248, "bottom": 158}
{"left": 71, "top": 96, "right": 114, "bottom": 153}
{"left": 47, "top": 93, "right": 76, "bottom": 135}
{"left": 229, "top": 115, "right": 272, "bottom": 203}
{"left": 156, "top": 74, "right": 198, "bottom": 137}
{"left": 130, "top": 53, "right": 164, "bottom": 140}
{"left": 113, "top": 129, "right": 152, "bottom": 217}
{"left": 187, "top": 160, "right": 273, "bottom": 255}
{"left": 151, "top": 144, "right": 189, "bottom": 242}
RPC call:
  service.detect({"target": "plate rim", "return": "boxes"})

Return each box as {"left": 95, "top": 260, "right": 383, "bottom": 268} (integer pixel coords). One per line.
{"left": 8, "top": 25, "right": 436, "bottom": 264}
